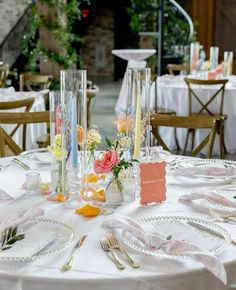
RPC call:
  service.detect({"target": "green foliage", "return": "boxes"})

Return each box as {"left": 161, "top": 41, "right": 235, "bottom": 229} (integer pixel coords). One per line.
{"left": 128, "top": 0, "right": 193, "bottom": 54}
{"left": 22, "top": 0, "right": 90, "bottom": 73}
{"left": 1, "top": 227, "right": 25, "bottom": 251}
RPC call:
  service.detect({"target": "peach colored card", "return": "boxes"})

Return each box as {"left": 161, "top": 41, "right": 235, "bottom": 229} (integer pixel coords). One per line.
{"left": 140, "top": 162, "right": 166, "bottom": 205}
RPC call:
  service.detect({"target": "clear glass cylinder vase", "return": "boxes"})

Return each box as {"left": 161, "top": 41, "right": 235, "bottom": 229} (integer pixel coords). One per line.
{"left": 60, "top": 69, "right": 88, "bottom": 203}
{"left": 126, "top": 67, "right": 151, "bottom": 161}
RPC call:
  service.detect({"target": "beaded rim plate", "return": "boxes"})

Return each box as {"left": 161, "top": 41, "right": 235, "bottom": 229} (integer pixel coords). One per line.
{"left": 169, "top": 156, "right": 236, "bottom": 179}
{"left": 19, "top": 148, "right": 51, "bottom": 165}
{"left": 122, "top": 215, "right": 231, "bottom": 259}
{"left": 0, "top": 217, "right": 76, "bottom": 262}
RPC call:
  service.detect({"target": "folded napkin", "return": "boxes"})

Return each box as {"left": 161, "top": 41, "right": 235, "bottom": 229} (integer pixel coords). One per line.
{"left": 179, "top": 191, "right": 236, "bottom": 211}
{"left": 102, "top": 216, "right": 227, "bottom": 284}
{"left": 0, "top": 207, "right": 44, "bottom": 236}
{"left": 0, "top": 189, "right": 13, "bottom": 201}
{"left": 174, "top": 163, "right": 236, "bottom": 177}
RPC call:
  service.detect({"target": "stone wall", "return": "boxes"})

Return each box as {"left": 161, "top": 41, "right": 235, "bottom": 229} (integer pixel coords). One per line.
{"left": 81, "top": 7, "right": 114, "bottom": 79}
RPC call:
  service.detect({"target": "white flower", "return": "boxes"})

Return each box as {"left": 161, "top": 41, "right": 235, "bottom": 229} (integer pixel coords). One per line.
{"left": 53, "top": 134, "right": 62, "bottom": 146}
{"left": 87, "top": 129, "right": 101, "bottom": 148}
{"left": 119, "top": 136, "right": 132, "bottom": 148}
{"left": 52, "top": 147, "right": 67, "bottom": 161}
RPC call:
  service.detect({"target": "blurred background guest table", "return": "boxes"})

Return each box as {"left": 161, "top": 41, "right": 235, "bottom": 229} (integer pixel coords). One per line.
{"left": 112, "top": 49, "right": 156, "bottom": 111}
{"left": 151, "top": 75, "right": 236, "bottom": 154}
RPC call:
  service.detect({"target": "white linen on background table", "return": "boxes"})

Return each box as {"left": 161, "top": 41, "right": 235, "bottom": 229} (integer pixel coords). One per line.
{"left": 151, "top": 75, "right": 236, "bottom": 154}
{"left": 0, "top": 89, "right": 47, "bottom": 150}
{"left": 0, "top": 157, "right": 236, "bottom": 290}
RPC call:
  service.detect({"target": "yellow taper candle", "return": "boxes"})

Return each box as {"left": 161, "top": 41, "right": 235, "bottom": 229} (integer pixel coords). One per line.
{"left": 133, "top": 93, "right": 142, "bottom": 160}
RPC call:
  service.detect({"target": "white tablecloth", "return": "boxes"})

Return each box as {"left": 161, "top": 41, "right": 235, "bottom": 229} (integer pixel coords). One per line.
{"left": 0, "top": 88, "right": 47, "bottom": 150}
{"left": 151, "top": 75, "right": 236, "bottom": 153}
{"left": 0, "top": 156, "right": 236, "bottom": 290}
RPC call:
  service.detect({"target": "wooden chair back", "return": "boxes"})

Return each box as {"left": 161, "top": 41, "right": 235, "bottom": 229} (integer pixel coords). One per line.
{"left": 0, "top": 111, "right": 49, "bottom": 157}
{"left": 167, "top": 64, "right": 189, "bottom": 75}
{"left": 0, "top": 98, "right": 35, "bottom": 156}
{"left": 184, "top": 78, "right": 228, "bottom": 116}
{"left": 0, "top": 64, "right": 9, "bottom": 87}
{"left": 150, "top": 114, "right": 223, "bottom": 158}
{"left": 20, "top": 73, "right": 53, "bottom": 91}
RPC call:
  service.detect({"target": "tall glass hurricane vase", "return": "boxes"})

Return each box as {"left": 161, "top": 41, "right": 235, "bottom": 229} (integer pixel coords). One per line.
{"left": 49, "top": 91, "right": 61, "bottom": 145}
{"left": 60, "top": 70, "right": 87, "bottom": 202}
{"left": 126, "top": 67, "right": 151, "bottom": 161}
{"left": 49, "top": 90, "right": 72, "bottom": 195}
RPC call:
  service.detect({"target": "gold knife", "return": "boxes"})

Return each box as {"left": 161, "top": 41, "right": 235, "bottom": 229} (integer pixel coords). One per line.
{"left": 62, "top": 235, "right": 87, "bottom": 271}
{"left": 187, "top": 221, "right": 224, "bottom": 239}
{"left": 12, "top": 158, "right": 30, "bottom": 170}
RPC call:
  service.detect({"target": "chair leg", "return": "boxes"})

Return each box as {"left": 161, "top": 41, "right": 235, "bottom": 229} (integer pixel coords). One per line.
{"left": 183, "top": 129, "right": 190, "bottom": 155}
{"left": 218, "top": 122, "right": 226, "bottom": 159}
{"left": 174, "top": 127, "right": 180, "bottom": 152}
{"left": 191, "top": 129, "right": 195, "bottom": 152}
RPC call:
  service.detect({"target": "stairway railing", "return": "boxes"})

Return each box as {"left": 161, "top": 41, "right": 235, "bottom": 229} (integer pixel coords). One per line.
{"left": 0, "top": 5, "right": 31, "bottom": 68}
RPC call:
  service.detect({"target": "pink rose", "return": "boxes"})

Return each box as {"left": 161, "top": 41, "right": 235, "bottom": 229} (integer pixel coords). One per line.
{"left": 94, "top": 150, "right": 120, "bottom": 174}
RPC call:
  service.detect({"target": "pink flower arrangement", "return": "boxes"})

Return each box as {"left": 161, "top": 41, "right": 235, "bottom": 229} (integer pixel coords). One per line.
{"left": 94, "top": 150, "right": 120, "bottom": 174}
{"left": 93, "top": 137, "right": 138, "bottom": 193}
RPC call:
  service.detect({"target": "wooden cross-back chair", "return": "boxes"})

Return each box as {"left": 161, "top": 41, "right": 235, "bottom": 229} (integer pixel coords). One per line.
{"left": 167, "top": 63, "right": 189, "bottom": 75}
{"left": 0, "top": 98, "right": 35, "bottom": 156}
{"left": 184, "top": 78, "right": 228, "bottom": 159}
{"left": 0, "top": 64, "right": 9, "bottom": 88}
{"left": 150, "top": 114, "right": 224, "bottom": 158}
{"left": 20, "top": 73, "right": 53, "bottom": 91}
{"left": 0, "top": 111, "right": 50, "bottom": 157}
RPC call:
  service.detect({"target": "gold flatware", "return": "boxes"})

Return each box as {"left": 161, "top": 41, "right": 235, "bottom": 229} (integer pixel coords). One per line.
{"left": 209, "top": 209, "right": 236, "bottom": 222}
{"left": 106, "top": 233, "right": 139, "bottom": 268}
{"left": 12, "top": 158, "right": 30, "bottom": 170}
{"left": 100, "top": 239, "right": 125, "bottom": 270}
{"left": 62, "top": 234, "right": 87, "bottom": 271}
{"left": 187, "top": 220, "right": 236, "bottom": 244}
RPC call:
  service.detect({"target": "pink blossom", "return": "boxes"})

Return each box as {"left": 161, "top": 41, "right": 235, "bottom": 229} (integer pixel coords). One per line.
{"left": 94, "top": 150, "right": 120, "bottom": 174}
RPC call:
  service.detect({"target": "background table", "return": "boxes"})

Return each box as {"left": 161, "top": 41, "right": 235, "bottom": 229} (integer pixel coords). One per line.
{"left": 0, "top": 156, "right": 236, "bottom": 290}
{"left": 151, "top": 75, "right": 236, "bottom": 153}
{"left": 0, "top": 87, "right": 47, "bottom": 150}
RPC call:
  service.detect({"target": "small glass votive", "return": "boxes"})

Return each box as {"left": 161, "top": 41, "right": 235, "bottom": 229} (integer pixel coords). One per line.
{"left": 25, "top": 172, "right": 41, "bottom": 195}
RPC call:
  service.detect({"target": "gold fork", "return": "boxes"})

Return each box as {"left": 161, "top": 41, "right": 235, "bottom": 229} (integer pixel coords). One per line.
{"left": 100, "top": 239, "right": 125, "bottom": 270}
{"left": 209, "top": 209, "right": 236, "bottom": 222}
{"left": 106, "top": 233, "right": 139, "bottom": 268}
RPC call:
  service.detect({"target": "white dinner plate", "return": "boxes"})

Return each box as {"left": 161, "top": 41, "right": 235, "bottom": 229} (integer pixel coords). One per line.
{"left": 122, "top": 215, "right": 231, "bottom": 259}
{"left": 19, "top": 148, "right": 51, "bottom": 166}
{"left": 0, "top": 217, "right": 76, "bottom": 262}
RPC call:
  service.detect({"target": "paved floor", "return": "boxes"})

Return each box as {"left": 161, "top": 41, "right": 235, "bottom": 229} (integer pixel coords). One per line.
{"left": 90, "top": 77, "right": 236, "bottom": 160}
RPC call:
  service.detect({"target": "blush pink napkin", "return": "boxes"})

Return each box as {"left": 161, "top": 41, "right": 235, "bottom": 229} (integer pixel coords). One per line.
{"left": 0, "top": 189, "right": 13, "bottom": 201}
{"left": 102, "top": 216, "right": 227, "bottom": 285}
{"left": 0, "top": 208, "right": 44, "bottom": 236}
{"left": 175, "top": 165, "right": 236, "bottom": 177}
{"left": 179, "top": 191, "right": 236, "bottom": 209}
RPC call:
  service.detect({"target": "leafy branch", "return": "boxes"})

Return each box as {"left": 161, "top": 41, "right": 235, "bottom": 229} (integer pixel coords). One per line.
{"left": 1, "top": 227, "right": 25, "bottom": 251}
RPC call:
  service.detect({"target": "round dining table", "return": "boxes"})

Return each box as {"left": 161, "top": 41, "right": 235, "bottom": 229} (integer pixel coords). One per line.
{"left": 0, "top": 155, "right": 236, "bottom": 290}
{"left": 151, "top": 75, "right": 236, "bottom": 154}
